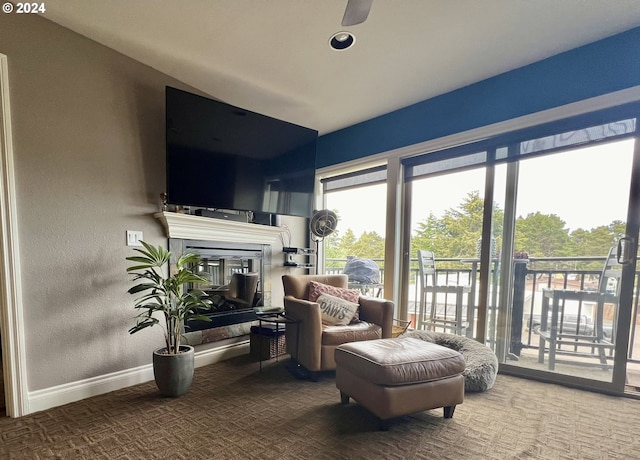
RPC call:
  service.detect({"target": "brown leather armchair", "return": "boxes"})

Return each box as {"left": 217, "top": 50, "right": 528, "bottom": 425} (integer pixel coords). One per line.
{"left": 282, "top": 274, "right": 394, "bottom": 374}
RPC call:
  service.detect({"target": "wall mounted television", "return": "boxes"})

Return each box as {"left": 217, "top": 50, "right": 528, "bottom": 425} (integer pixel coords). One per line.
{"left": 165, "top": 86, "right": 318, "bottom": 219}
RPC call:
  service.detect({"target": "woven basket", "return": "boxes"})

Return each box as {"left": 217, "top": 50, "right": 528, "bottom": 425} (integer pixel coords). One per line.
{"left": 250, "top": 332, "right": 287, "bottom": 360}
{"left": 391, "top": 319, "right": 411, "bottom": 338}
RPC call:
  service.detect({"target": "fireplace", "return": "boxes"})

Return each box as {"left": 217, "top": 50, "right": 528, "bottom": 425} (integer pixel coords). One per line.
{"left": 155, "top": 211, "right": 282, "bottom": 344}
{"left": 169, "top": 238, "right": 271, "bottom": 331}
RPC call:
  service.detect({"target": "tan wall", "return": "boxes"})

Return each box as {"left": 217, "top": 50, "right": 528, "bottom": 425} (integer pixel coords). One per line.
{"left": 272, "top": 215, "right": 311, "bottom": 306}
{"left": 0, "top": 10, "right": 310, "bottom": 396}
{"left": 0, "top": 13, "right": 228, "bottom": 392}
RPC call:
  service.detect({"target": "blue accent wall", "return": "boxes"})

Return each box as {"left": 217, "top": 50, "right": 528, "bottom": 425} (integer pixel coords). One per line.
{"left": 317, "top": 26, "right": 640, "bottom": 168}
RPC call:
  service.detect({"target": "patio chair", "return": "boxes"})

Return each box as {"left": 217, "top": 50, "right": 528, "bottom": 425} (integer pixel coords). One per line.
{"left": 416, "top": 250, "right": 470, "bottom": 336}
{"left": 537, "top": 247, "right": 621, "bottom": 371}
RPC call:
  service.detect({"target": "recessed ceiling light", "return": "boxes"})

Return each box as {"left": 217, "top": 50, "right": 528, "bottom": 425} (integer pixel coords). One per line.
{"left": 329, "top": 31, "right": 355, "bottom": 51}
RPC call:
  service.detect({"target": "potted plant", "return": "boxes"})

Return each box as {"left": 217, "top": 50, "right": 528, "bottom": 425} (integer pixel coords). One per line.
{"left": 126, "top": 241, "right": 213, "bottom": 396}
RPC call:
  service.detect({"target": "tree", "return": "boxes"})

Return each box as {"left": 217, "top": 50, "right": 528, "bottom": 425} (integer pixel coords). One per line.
{"left": 325, "top": 228, "right": 385, "bottom": 265}
{"left": 568, "top": 221, "right": 626, "bottom": 270}
{"left": 349, "top": 231, "right": 385, "bottom": 261}
{"left": 438, "top": 191, "right": 487, "bottom": 258}
{"left": 325, "top": 228, "right": 358, "bottom": 268}
{"left": 411, "top": 191, "right": 504, "bottom": 262}
{"left": 327, "top": 191, "right": 625, "bottom": 270}
{"left": 410, "top": 212, "right": 442, "bottom": 257}
{"left": 514, "top": 212, "right": 570, "bottom": 257}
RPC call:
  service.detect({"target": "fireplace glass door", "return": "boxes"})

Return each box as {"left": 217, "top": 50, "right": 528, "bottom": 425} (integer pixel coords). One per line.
{"left": 169, "top": 238, "right": 267, "bottom": 330}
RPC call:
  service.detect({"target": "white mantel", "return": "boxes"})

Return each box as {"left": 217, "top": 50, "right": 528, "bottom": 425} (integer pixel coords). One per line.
{"left": 154, "top": 211, "right": 283, "bottom": 245}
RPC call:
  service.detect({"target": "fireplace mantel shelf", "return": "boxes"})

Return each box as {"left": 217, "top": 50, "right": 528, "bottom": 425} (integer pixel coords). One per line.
{"left": 154, "top": 211, "right": 283, "bottom": 245}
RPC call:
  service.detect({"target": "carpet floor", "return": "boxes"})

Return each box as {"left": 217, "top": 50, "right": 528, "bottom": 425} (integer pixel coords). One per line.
{"left": 1, "top": 353, "right": 640, "bottom": 459}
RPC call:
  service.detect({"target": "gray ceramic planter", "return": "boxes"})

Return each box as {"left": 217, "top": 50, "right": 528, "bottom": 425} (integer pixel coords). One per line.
{"left": 152, "top": 345, "right": 194, "bottom": 397}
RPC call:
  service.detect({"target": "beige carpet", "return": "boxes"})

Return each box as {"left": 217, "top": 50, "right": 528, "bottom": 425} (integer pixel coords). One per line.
{"left": 1, "top": 354, "right": 640, "bottom": 459}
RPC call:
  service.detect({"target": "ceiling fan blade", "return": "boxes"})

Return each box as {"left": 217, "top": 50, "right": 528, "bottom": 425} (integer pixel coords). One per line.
{"left": 341, "top": 0, "right": 373, "bottom": 26}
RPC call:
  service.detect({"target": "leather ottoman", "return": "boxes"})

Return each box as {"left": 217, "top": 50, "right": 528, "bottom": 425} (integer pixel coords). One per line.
{"left": 335, "top": 337, "right": 465, "bottom": 430}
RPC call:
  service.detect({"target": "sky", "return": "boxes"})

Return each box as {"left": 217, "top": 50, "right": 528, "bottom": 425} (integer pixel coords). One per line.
{"left": 325, "top": 138, "right": 635, "bottom": 238}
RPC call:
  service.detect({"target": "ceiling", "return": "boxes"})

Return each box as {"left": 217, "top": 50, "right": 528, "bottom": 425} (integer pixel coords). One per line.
{"left": 43, "top": 0, "right": 640, "bottom": 135}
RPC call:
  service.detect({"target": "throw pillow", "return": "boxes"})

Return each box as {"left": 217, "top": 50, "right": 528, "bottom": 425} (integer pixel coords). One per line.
{"left": 316, "top": 293, "right": 360, "bottom": 326}
{"left": 308, "top": 280, "right": 360, "bottom": 302}
{"left": 307, "top": 280, "right": 361, "bottom": 322}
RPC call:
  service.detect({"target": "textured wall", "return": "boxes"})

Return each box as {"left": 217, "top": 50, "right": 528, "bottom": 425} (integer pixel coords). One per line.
{"left": 0, "top": 13, "right": 197, "bottom": 391}
{"left": 0, "top": 12, "right": 310, "bottom": 395}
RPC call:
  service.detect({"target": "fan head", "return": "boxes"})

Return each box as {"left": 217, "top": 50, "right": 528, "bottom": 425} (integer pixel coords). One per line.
{"left": 310, "top": 209, "right": 338, "bottom": 240}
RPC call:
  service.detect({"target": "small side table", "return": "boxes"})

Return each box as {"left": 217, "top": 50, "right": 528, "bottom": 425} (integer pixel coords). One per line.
{"left": 254, "top": 310, "right": 300, "bottom": 372}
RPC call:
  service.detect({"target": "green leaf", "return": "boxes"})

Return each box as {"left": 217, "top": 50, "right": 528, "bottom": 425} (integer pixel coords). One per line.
{"left": 128, "top": 317, "right": 159, "bottom": 334}
{"left": 127, "top": 283, "right": 159, "bottom": 294}
{"left": 126, "top": 242, "right": 211, "bottom": 346}
{"left": 127, "top": 265, "right": 157, "bottom": 273}
{"left": 125, "top": 255, "right": 155, "bottom": 265}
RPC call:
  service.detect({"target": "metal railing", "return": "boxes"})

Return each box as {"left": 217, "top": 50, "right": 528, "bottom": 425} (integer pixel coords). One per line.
{"left": 324, "top": 255, "right": 640, "bottom": 362}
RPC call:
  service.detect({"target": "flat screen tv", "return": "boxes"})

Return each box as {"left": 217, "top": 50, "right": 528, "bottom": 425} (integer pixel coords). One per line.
{"left": 165, "top": 86, "right": 318, "bottom": 218}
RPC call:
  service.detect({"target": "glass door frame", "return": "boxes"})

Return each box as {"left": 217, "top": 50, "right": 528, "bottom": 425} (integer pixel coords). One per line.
{"left": 496, "top": 142, "right": 640, "bottom": 395}
{"left": 612, "top": 140, "right": 640, "bottom": 391}
{"left": 398, "top": 147, "right": 507, "bottom": 346}
{"left": 398, "top": 104, "right": 640, "bottom": 395}
{"left": 397, "top": 144, "right": 490, "bottom": 334}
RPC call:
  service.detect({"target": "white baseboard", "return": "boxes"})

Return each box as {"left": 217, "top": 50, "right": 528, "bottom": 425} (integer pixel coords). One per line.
{"left": 27, "top": 340, "right": 249, "bottom": 414}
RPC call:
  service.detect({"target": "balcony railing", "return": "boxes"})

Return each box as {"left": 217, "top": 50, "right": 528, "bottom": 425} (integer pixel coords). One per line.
{"left": 325, "top": 255, "right": 640, "bottom": 363}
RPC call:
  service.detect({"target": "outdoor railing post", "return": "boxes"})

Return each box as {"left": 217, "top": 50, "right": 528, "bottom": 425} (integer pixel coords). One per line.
{"left": 466, "top": 260, "right": 478, "bottom": 338}
{"left": 511, "top": 259, "right": 528, "bottom": 357}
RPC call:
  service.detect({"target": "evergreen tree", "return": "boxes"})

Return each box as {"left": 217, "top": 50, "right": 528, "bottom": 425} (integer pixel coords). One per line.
{"left": 410, "top": 212, "right": 441, "bottom": 257}
{"left": 438, "top": 191, "right": 488, "bottom": 258}
{"left": 326, "top": 192, "right": 625, "bottom": 269}
{"left": 350, "top": 231, "right": 385, "bottom": 261}
{"left": 411, "top": 191, "right": 504, "bottom": 264}
{"left": 514, "top": 212, "right": 571, "bottom": 257}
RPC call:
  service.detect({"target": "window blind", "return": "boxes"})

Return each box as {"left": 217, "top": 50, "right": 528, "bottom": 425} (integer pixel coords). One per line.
{"left": 322, "top": 165, "right": 387, "bottom": 193}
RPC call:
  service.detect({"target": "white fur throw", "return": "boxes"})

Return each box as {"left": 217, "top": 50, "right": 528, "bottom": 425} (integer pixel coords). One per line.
{"left": 401, "top": 330, "right": 499, "bottom": 392}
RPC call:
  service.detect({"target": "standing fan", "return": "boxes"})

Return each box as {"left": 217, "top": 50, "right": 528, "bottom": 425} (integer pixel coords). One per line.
{"left": 309, "top": 209, "right": 338, "bottom": 274}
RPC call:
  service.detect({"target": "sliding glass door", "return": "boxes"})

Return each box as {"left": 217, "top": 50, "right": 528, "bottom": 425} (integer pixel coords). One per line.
{"left": 498, "top": 138, "right": 636, "bottom": 385}
{"left": 400, "top": 108, "right": 640, "bottom": 393}
{"left": 405, "top": 163, "right": 488, "bottom": 336}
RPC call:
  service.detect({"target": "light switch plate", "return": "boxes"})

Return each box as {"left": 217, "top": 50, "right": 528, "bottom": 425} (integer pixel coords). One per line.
{"left": 126, "top": 230, "right": 143, "bottom": 247}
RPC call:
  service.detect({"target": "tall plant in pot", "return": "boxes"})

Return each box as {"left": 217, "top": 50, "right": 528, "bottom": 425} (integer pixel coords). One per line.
{"left": 127, "top": 241, "right": 212, "bottom": 396}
